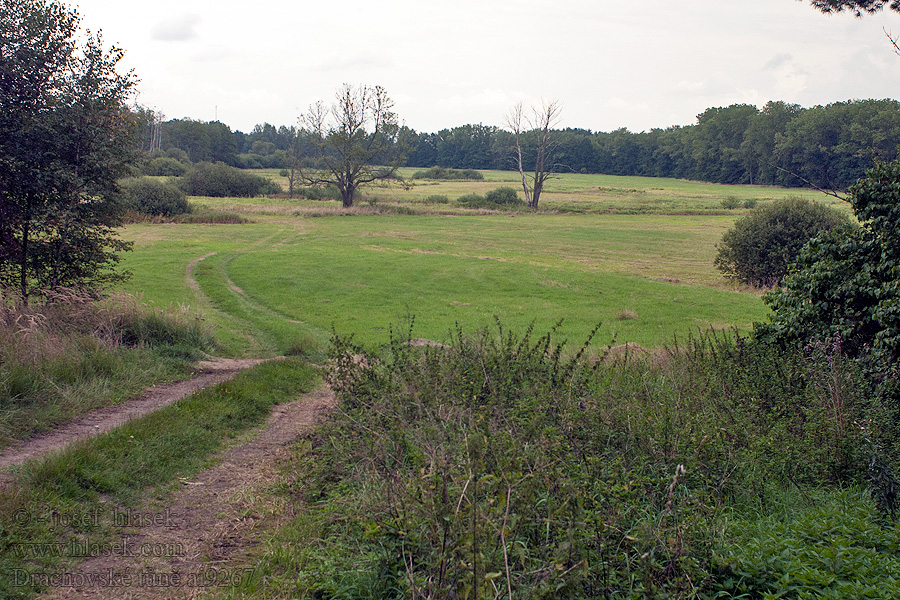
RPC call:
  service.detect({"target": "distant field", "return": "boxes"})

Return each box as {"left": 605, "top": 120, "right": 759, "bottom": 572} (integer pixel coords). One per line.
{"left": 119, "top": 170, "right": 794, "bottom": 355}
{"left": 249, "top": 167, "right": 845, "bottom": 215}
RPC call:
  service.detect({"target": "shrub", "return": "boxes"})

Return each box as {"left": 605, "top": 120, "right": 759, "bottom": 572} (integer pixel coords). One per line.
{"left": 179, "top": 162, "right": 281, "bottom": 197}
{"left": 714, "top": 197, "right": 849, "bottom": 286}
{"left": 721, "top": 196, "right": 742, "bottom": 209}
{"left": 423, "top": 194, "right": 449, "bottom": 204}
{"left": 300, "top": 184, "right": 342, "bottom": 201}
{"left": 139, "top": 157, "right": 188, "bottom": 177}
{"left": 121, "top": 178, "right": 191, "bottom": 216}
{"left": 456, "top": 187, "right": 525, "bottom": 209}
{"left": 758, "top": 159, "right": 900, "bottom": 374}
{"left": 484, "top": 186, "right": 522, "bottom": 205}
{"left": 411, "top": 166, "right": 484, "bottom": 180}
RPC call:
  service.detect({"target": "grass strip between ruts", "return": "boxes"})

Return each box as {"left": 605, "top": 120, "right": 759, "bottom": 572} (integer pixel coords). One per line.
{"left": 0, "top": 357, "right": 319, "bottom": 600}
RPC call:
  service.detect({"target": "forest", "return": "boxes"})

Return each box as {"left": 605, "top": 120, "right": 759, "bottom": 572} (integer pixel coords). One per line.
{"left": 135, "top": 98, "right": 900, "bottom": 191}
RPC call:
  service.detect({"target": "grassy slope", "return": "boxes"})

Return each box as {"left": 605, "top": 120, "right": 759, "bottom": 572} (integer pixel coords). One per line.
{"left": 120, "top": 208, "right": 770, "bottom": 353}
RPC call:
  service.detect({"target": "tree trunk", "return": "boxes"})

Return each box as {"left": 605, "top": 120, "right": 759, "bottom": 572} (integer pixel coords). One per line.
{"left": 19, "top": 219, "right": 29, "bottom": 305}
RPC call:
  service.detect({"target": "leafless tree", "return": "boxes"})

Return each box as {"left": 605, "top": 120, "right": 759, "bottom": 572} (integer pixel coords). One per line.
{"left": 506, "top": 100, "right": 562, "bottom": 210}
{"left": 299, "top": 84, "right": 405, "bottom": 208}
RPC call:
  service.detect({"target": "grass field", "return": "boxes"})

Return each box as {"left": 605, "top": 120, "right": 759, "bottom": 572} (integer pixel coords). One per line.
{"left": 120, "top": 169, "right": 791, "bottom": 355}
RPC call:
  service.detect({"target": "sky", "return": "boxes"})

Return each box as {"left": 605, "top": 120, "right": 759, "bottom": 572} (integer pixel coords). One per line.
{"left": 70, "top": 0, "right": 900, "bottom": 135}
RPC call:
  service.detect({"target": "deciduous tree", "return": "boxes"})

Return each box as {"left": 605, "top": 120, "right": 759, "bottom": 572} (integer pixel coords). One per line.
{"left": 0, "top": 0, "right": 138, "bottom": 302}
{"left": 299, "top": 84, "right": 406, "bottom": 208}
{"left": 806, "top": 0, "right": 900, "bottom": 15}
{"left": 506, "top": 100, "right": 562, "bottom": 210}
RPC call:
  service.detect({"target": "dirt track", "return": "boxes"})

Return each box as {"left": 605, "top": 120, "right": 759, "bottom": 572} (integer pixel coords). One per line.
{"left": 0, "top": 357, "right": 270, "bottom": 486}
{"left": 41, "top": 385, "right": 336, "bottom": 599}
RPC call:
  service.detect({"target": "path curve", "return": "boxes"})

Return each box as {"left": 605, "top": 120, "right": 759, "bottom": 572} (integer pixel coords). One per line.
{"left": 43, "top": 386, "right": 337, "bottom": 599}
{"left": 0, "top": 357, "right": 270, "bottom": 486}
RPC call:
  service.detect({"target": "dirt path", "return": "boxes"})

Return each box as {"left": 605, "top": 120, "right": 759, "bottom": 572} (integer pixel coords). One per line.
{"left": 41, "top": 385, "right": 336, "bottom": 600}
{"left": 0, "top": 357, "right": 269, "bottom": 486}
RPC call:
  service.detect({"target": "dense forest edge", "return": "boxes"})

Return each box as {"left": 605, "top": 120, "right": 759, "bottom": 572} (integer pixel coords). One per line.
{"left": 137, "top": 98, "right": 900, "bottom": 192}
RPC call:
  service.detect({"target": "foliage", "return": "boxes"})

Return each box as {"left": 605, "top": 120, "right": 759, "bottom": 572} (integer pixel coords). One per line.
{"left": 298, "top": 184, "right": 342, "bottom": 201}
{"left": 457, "top": 186, "right": 525, "bottom": 209}
{"left": 242, "top": 323, "right": 895, "bottom": 598}
{"left": 178, "top": 161, "right": 281, "bottom": 197}
{"left": 299, "top": 84, "right": 408, "bottom": 207}
{"left": 412, "top": 166, "right": 484, "bottom": 180}
{"left": 713, "top": 491, "right": 900, "bottom": 599}
{"left": 0, "top": 0, "right": 137, "bottom": 300}
{"left": 715, "top": 197, "right": 850, "bottom": 286}
{"left": 121, "top": 177, "right": 191, "bottom": 217}
{"left": 139, "top": 156, "right": 188, "bottom": 176}
{"left": 759, "top": 159, "right": 900, "bottom": 368}
{"left": 808, "top": 0, "right": 900, "bottom": 15}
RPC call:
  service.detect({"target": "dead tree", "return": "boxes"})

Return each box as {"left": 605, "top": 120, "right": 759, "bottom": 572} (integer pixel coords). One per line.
{"left": 506, "top": 100, "right": 562, "bottom": 210}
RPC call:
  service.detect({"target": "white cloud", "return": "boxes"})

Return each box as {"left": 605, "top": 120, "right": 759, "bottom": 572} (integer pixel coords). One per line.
{"left": 150, "top": 14, "right": 200, "bottom": 42}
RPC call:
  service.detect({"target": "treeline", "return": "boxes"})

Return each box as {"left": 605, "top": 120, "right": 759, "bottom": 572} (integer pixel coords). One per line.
{"left": 133, "top": 99, "right": 900, "bottom": 190}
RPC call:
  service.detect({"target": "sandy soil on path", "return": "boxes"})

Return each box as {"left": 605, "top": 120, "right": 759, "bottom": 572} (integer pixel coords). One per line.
{"left": 0, "top": 357, "right": 271, "bottom": 486}
{"left": 41, "top": 385, "right": 336, "bottom": 600}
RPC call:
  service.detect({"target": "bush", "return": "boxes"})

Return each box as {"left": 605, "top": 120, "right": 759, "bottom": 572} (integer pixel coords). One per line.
{"left": 485, "top": 186, "right": 522, "bottom": 205}
{"left": 246, "top": 323, "right": 895, "bottom": 598}
{"left": 456, "top": 187, "right": 525, "bottom": 209}
{"left": 759, "top": 159, "right": 900, "bottom": 372}
{"left": 423, "top": 194, "right": 449, "bottom": 204}
{"left": 179, "top": 162, "right": 281, "bottom": 197}
{"left": 714, "top": 197, "right": 849, "bottom": 286}
{"left": 721, "top": 196, "right": 742, "bottom": 209}
{"left": 139, "top": 156, "right": 188, "bottom": 177}
{"left": 121, "top": 178, "right": 191, "bottom": 216}
{"left": 300, "top": 185, "right": 342, "bottom": 201}
{"left": 411, "top": 166, "right": 484, "bottom": 180}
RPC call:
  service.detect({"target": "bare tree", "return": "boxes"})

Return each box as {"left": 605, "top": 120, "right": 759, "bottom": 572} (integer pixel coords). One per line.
{"left": 299, "top": 84, "right": 405, "bottom": 208}
{"left": 506, "top": 100, "right": 562, "bottom": 210}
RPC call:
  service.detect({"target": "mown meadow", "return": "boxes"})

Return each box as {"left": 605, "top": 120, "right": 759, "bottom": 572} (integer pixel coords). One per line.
{"left": 119, "top": 171, "right": 791, "bottom": 358}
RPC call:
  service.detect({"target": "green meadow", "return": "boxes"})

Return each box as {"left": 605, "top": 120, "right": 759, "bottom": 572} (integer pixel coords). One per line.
{"left": 118, "top": 170, "right": 789, "bottom": 356}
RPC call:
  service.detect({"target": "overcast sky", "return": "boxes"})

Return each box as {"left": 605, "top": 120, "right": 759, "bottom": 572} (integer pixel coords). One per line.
{"left": 71, "top": 0, "right": 900, "bottom": 134}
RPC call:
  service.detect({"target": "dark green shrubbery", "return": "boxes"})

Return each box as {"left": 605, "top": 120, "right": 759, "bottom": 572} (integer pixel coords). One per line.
{"left": 715, "top": 197, "right": 849, "bottom": 286}
{"left": 299, "top": 184, "right": 342, "bottom": 201}
{"left": 245, "top": 323, "right": 897, "bottom": 599}
{"left": 179, "top": 162, "right": 281, "bottom": 198}
{"left": 457, "top": 186, "right": 524, "bottom": 209}
{"left": 121, "top": 177, "right": 191, "bottom": 216}
{"left": 759, "top": 159, "right": 900, "bottom": 380}
{"left": 139, "top": 156, "right": 188, "bottom": 177}
{"left": 412, "top": 166, "right": 484, "bottom": 180}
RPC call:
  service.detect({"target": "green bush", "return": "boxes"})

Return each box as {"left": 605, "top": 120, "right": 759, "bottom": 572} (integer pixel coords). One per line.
{"left": 179, "top": 162, "right": 281, "bottom": 197}
{"left": 241, "top": 323, "right": 894, "bottom": 598}
{"left": 300, "top": 184, "right": 342, "bottom": 201}
{"left": 485, "top": 186, "right": 522, "bottom": 205}
{"left": 759, "top": 159, "right": 900, "bottom": 372}
{"left": 411, "top": 166, "right": 484, "bottom": 180}
{"left": 423, "top": 194, "right": 449, "bottom": 204}
{"left": 121, "top": 178, "right": 191, "bottom": 216}
{"left": 715, "top": 197, "right": 849, "bottom": 286}
{"left": 139, "top": 156, "right": 188, "bottom": 177}
{"left": 456, "top": 187, "right": 524, "bottom": 209}
{"left": 721, "top": 196, "right": 742, "bottom": 209}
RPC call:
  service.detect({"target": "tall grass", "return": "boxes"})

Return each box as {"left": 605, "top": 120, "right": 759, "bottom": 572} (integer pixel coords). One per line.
{"left": 233, "top": 323, "right": 899, "bottom": 599}
{"left": 0, "top": 289, "right": 213, "bottom": 448}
